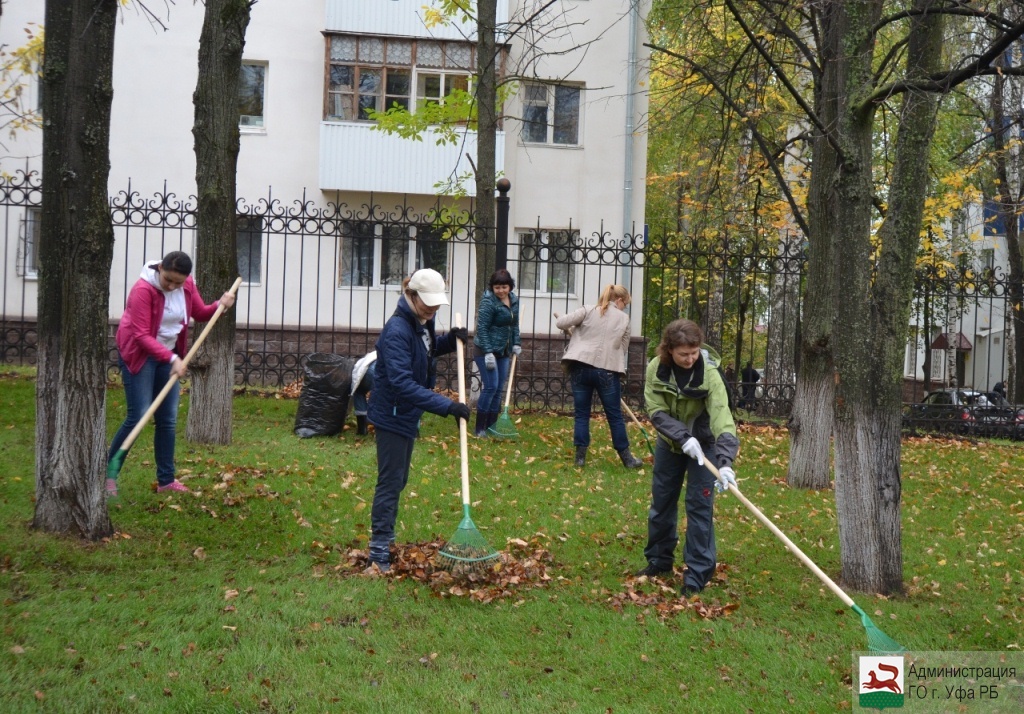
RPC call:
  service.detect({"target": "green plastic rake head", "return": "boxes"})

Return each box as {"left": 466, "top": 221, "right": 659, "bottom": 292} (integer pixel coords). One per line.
{"left": 488, "top": 407, "right": 519, "bottom": 439}
{"left": 852, "top": 604, "right": 907, "bottom": 653}
{"left": 488, "top": 354, "right": 520, "bottom": 440}
{"left": 437, "top": 506, "right": 501, "bottom": 574}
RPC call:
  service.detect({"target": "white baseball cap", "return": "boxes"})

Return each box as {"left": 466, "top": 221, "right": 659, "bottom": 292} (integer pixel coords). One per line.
{"left": 407, "top": 268, "right": 449, "bottom": 306}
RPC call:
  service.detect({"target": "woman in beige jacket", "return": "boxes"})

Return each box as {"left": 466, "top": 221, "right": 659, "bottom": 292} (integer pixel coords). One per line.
{"left": 555, "top": 284, "right": 643, "bottom": 469}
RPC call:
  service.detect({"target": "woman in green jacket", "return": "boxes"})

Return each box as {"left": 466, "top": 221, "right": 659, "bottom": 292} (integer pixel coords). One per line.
{"left": 472, "top": 269, "right": 521, "bottom": 436}
{"left": 637, "top": 319, "right": 739, "bottom": 597}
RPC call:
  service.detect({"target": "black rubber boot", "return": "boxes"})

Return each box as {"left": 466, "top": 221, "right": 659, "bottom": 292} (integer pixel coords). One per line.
{"left": 474, "top": 411, "right": 489, "bottom": 437}
{"left": 356, "top": 415, "right": 368, "bottom": 436}
{"left": 574, "top": 446, "right": 587, "bottom": 467}
{"left": 617, "top": 447, "right": 643, "bottom": 469}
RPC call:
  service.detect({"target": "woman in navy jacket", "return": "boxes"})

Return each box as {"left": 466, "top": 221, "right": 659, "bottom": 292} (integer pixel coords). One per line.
{"left": 366, "top": 268, "right": 469, "bottom": 572}
{"left": 472, "top": 269, "right": 520, "bottom": 436}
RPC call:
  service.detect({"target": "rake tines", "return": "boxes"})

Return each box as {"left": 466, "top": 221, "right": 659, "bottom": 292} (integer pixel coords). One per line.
{"left": 437, "top": 506, "right": 501, "bottom": 575}
{"left": 487, "top": 354, "right": 520, "bottom": 440}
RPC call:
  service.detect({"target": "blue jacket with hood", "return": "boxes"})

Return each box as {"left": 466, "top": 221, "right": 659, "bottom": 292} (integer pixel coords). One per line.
{"left": 368, "top": 296, "right": 460, "bottom": 438}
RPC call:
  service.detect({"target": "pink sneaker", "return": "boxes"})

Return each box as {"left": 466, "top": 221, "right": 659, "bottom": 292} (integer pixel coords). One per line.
{"left": 156, "top": 480, "right": 189, "bottom": 493}
{"left": 104, "top": 479, "right": 119, "bottom": 499}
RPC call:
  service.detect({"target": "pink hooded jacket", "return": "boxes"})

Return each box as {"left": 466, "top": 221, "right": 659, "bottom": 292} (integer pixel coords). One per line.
{"left": 116, "top": 271, "right": 220, "bottom": 375}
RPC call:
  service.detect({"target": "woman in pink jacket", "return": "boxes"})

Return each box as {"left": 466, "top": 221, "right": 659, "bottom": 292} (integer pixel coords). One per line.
{"left": 106, "top": 251, "right": 235, "bottom": 496}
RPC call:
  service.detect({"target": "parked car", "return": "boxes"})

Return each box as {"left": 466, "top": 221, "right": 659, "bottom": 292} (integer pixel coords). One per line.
{"left": 902, "top": 388, "right": 1022, "bottom": 439}
{"left": 978, "top": 391, "right": 1024, "bottom": 440}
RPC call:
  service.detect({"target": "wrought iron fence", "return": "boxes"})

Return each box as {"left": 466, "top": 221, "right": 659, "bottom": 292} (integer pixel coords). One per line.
{"left": 5, "top": 170, "right": 1018, "bottom": 421}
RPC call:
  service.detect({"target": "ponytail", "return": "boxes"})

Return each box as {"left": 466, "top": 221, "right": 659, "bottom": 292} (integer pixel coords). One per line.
{"left": 597, "top": 284, "right": 631, "bottom": 315}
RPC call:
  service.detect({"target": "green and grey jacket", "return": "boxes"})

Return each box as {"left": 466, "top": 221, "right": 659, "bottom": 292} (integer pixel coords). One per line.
{"left": 643, "top": 344, "right": 739, "bottom": 468}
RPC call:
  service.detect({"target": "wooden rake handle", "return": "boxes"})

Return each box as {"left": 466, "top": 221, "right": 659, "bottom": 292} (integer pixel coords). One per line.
{"left": 704, "top": 460, "right": 855, "bottom": 608}
{"left": 116, "top": 277, "right": 243, "bottom": 453}
{"left": 502, "top": 353, "right": 517, "bottom": 410}
{"left": 454, "top": 313, "right": 471, "bottom": 507}
{"left": 620, "top": 399, "right": 643, "bottom": 428}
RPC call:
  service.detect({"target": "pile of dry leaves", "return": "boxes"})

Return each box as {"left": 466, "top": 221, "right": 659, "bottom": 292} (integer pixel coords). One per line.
{"left": 338, "top": 535, "right": 554, "bottom": 603}
{"left": 607, "top": 563, "right": 739, "bottom": 620}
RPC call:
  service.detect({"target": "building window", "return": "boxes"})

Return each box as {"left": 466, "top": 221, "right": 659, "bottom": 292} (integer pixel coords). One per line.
{"left": 239, "top": 62, "right": 266, "bottom": 128}
{"left": 338, "top": 222, "right": 450, "bottom": 287}
{"left": 340, "top": 221, "right": 377, "bottom": 287}
{"left": 517, "top": 228, "right": 579, "bottom": 294}
{"left": 414, "top": 224, "right": 449, "bottom": 275}
{"left": 237, "top": 215, "right": 263, "bottom": 284}
{"left": 19, "top": 208, "right": 40, "bottom": 278}
{"left": 325, "top": 34, "right": 474, "bottom": 122}
{"left": 521, "top": 82, "right": 581, "bottom": 145}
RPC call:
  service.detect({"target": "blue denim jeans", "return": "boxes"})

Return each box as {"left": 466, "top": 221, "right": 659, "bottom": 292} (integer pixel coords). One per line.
{"left": 108, "top": 355, "right": 180, "bottom": 486}
{"left": 570, "top": 365, "right": 629, "bottom": 451}
{"left": 473, "top": 354, "right": 510, "bottom": 414}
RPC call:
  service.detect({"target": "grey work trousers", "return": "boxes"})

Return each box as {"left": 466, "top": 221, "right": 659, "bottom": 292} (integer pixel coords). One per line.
{"left": 643, "top": 438, "right": 718, "bottom": 590}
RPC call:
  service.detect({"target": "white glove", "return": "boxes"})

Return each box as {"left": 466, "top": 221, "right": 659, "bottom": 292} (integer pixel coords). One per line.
{"left": 484, "top": 353, "right": 497, "bottom": 371}
{"left": 553, "top": 311, "right": 562, "bottom": 320}
{"left": 681, "top": 437, "right": 705, "bottom": 465}
{"left": 512, "top": 345, "right": 522, "bottom": 356}
{"left": 715, "top": 466, "right": 737, "bottom": 493}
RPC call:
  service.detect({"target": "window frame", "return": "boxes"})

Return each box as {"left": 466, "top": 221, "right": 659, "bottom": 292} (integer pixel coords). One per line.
{"left": 239, "top": 61, "right": 268, "bottom": 131}
{"left": 337, "top": 221, "right": 450, "bottom": 289}
{"left": 236, "top": 214, "right": 264, "bottom": 286}
{"left": 516, "top": 227, "right": 580, "bottom": 296}
{"left": 19, "top": 208, "right": 40, "bottom": 279}
{"left": 324, "top": 34, "right": 476, "bottom": 123}
{"left": 519, "top": 82, "right": 583, "bottom": 147}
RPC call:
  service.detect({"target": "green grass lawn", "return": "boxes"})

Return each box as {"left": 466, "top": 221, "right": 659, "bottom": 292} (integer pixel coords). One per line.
{"left": 1, "top": 370, "right": 1022, "bottom": 712}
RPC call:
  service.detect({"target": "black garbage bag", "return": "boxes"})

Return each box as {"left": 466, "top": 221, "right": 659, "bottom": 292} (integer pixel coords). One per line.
{"left": 294, "top": 354, "right": 356, "bottom": 438}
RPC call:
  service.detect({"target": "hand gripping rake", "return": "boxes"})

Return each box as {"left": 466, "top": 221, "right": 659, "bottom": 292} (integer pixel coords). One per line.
{"left": 705, "top": 461, "right": 906, "bottom": 653}
{"left": 488, "top": 353, "right": 519, "bottom": 439}
{"left": 437, "top": 313, "right": 500, "bottom": 573}
{"left": 620, "top": 398, "right": 655, "bottom": 457}
{"left": 106, "top": 277, "right": 243, "bottom": 486}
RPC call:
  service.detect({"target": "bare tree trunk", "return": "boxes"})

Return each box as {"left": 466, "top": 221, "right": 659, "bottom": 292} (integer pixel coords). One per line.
{"left": 705, "top": 272, "right": 723, "bottom": 350}
{"left": 187, "top": 0, "right": 252, "bottom": 445}
{"left": 989, "top": 29, "right": 1024, "bottom": 403}
{"left": 786, "top": 4, "right": 837, "bottom": 490}
{"left": 33, "top": 0, "right": 118, "bottom": 539}
{"left": 473, "top": 0, "right": 498, "bottom": 299}
{"left": 834, "top": 0, "right": 941, "bottom": 595}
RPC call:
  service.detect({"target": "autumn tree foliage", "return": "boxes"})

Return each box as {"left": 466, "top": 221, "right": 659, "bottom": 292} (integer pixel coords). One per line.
{"left": 647, "top": 0, "right": 1024, "bottom": 594}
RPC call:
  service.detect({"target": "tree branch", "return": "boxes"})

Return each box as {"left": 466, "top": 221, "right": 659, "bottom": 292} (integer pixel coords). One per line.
{"left": 861, "top": 17, "right": 1024, "bottom": 106}
{"left": 645, "top": 41, "right": 812, "bottom": 238}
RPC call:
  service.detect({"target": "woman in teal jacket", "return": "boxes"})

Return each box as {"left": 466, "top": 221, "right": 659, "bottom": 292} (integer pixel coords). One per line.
{"left": 637, "top": 319, "right": 739, "bottom": 596}
{"left": 472, "top": 269, "right": 520, "bottom": 436}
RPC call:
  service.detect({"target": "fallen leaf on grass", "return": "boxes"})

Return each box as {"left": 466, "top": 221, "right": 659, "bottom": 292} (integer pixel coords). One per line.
{"left": 608, "top": 565, "right": 739, "bottom": 621}
{"left": 336, "top": 535, "right": 555, "bottom": 602}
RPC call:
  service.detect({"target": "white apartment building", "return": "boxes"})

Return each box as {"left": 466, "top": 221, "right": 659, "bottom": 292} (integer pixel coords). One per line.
{"left": 1, "top": 0, "right": 650, "bottom": 342}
